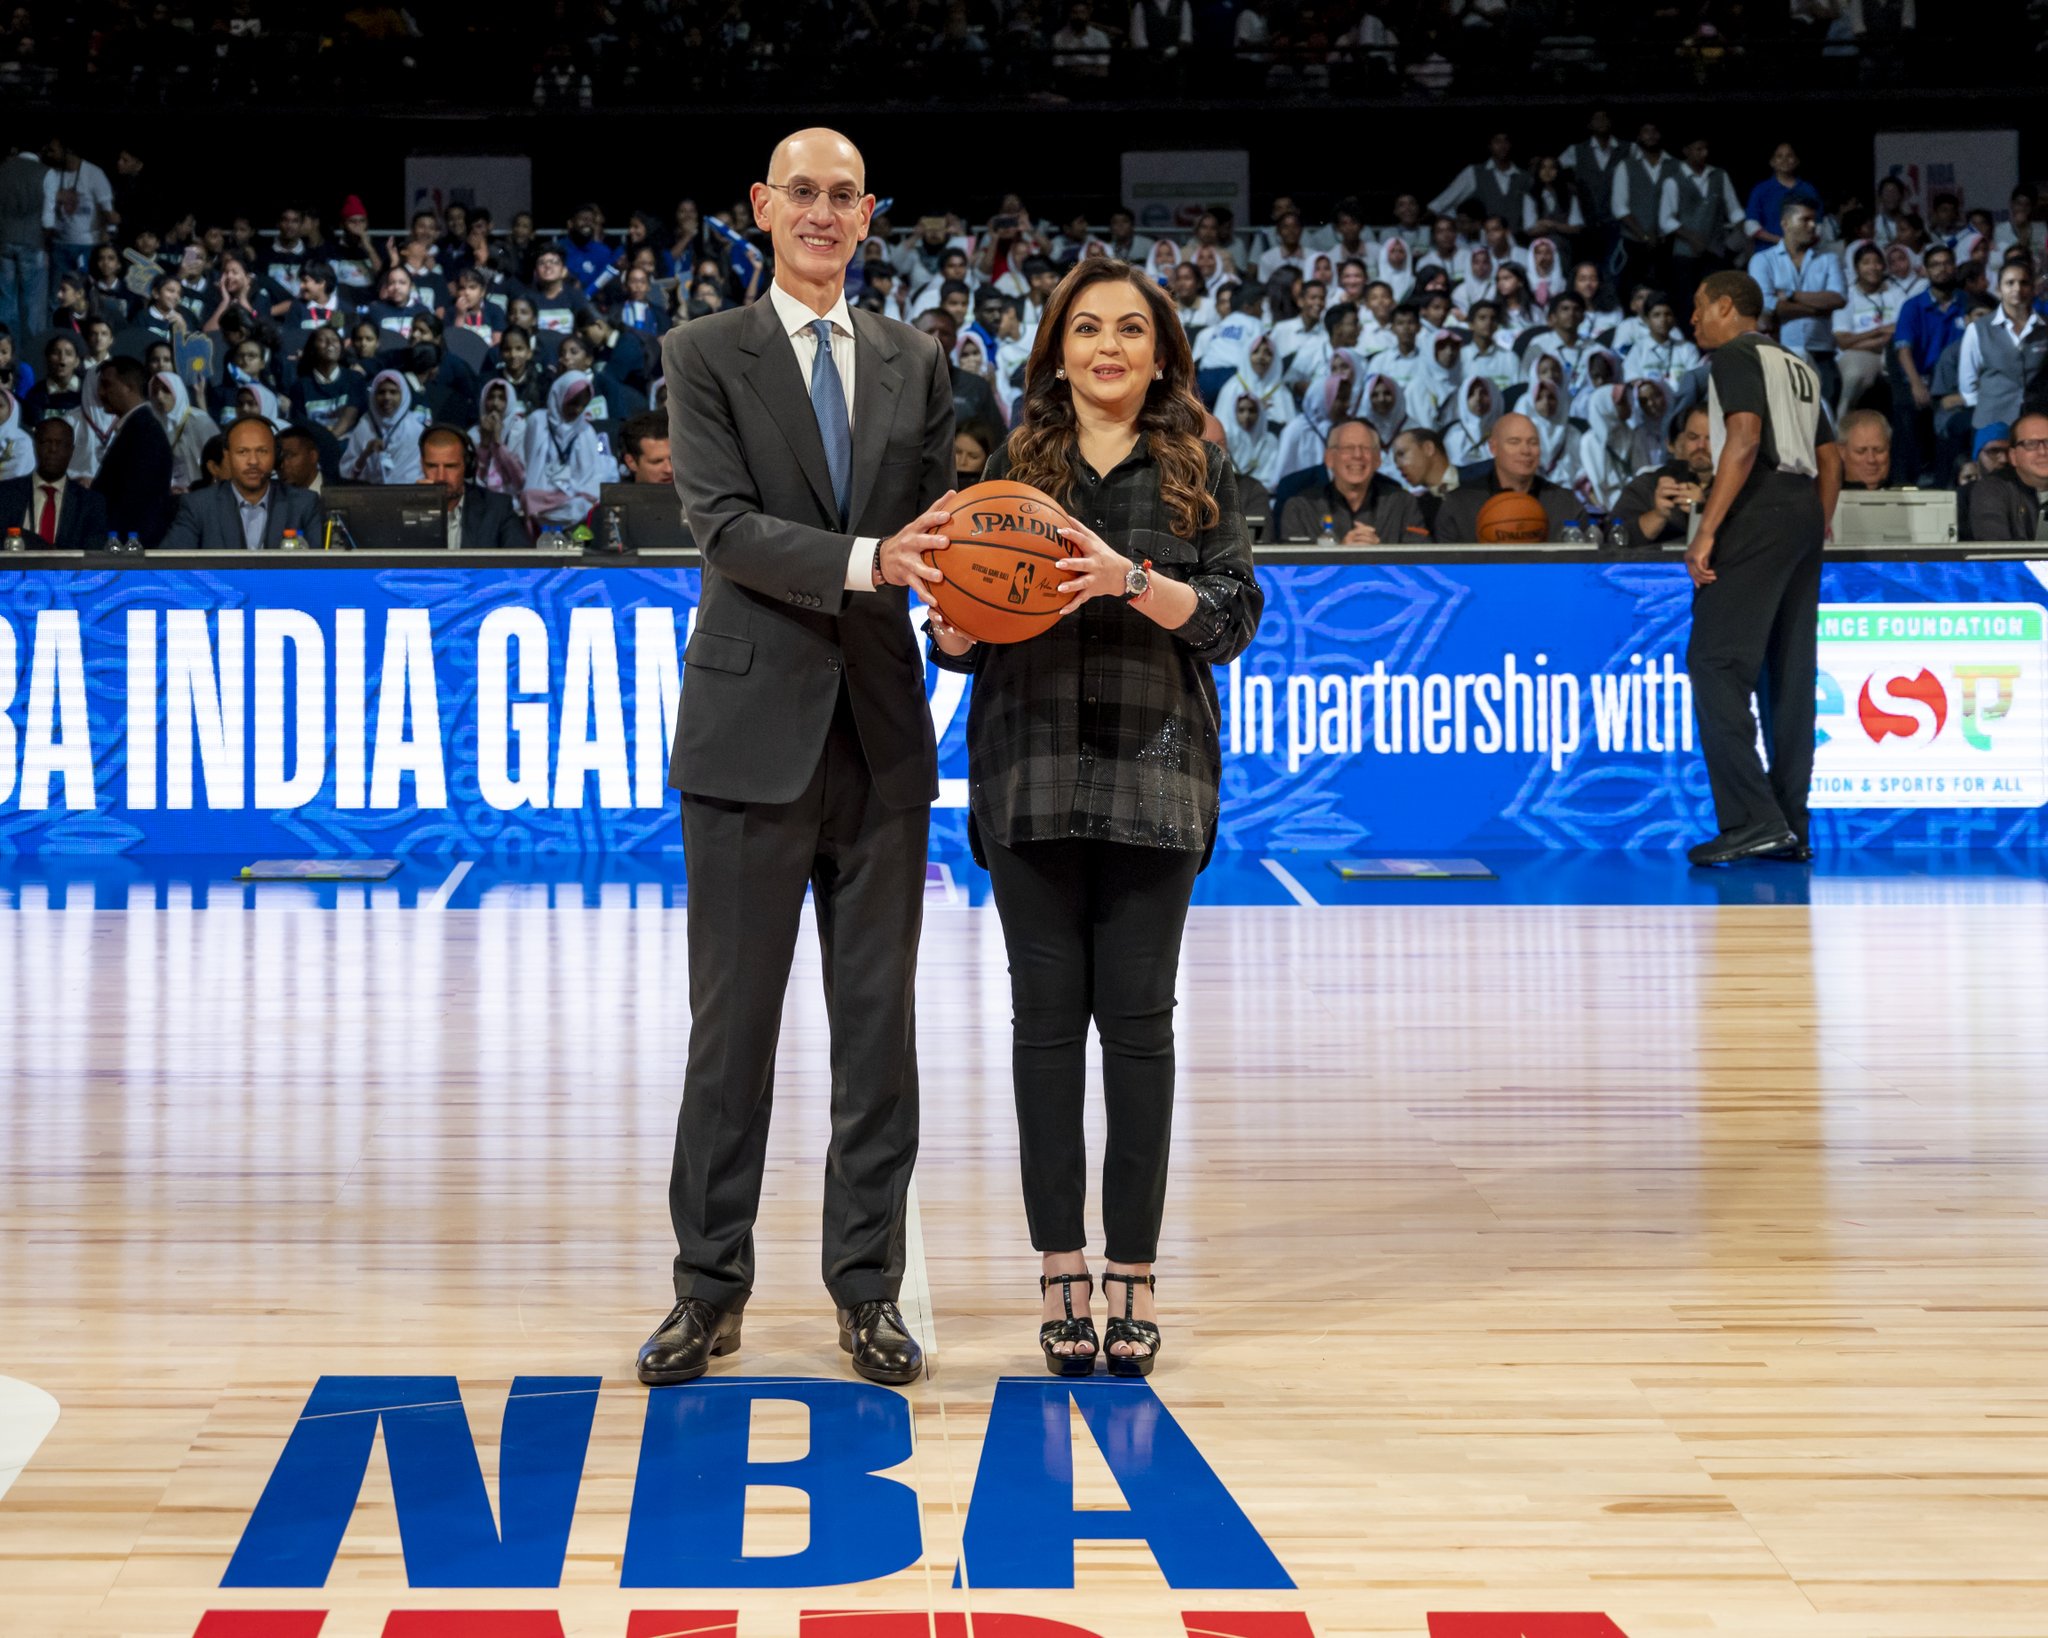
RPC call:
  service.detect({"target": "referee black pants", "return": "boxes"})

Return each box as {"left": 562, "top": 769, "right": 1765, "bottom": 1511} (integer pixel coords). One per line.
{"left": 1687, "top": 529, "right": 1824, "bottom": 844}
{"left": 982, "top": 835, "right": 1202, "bottom": 1265}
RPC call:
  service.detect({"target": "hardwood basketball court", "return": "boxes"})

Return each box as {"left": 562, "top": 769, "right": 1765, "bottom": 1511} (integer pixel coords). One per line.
{"left": 2, "top": 863, "right": 2045, "bottom": 1637}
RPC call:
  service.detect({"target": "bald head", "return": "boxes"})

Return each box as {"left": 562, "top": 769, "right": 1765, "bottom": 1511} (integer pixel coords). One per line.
{"left": 767, "top": 127, "right": 866, "bottom": 191}
{"left": 755, "top": 127, "right": 874, "bottom": 301}
{"left": 1491, "top": 412, "right": 1542, "bottom": 484}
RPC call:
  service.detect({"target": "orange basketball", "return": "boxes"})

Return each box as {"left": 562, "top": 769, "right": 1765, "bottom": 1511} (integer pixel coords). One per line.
{"left": 1475, "top": 489, "right": 1553, "bottom": 544}
{"left": 924, "top": 479, "right": 1075, "bottom": 644}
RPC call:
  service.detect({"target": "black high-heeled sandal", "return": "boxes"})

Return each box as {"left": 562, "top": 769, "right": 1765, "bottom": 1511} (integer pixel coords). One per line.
{"left": 1039, "top": 1272, "right": 1098, "bottom": 1377}
{"left": 1101, "top": 1271, "right": 1161, "bottom": 1378}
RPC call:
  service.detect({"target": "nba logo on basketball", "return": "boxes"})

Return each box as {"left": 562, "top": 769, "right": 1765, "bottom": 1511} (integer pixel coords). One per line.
{"left": 1008, "top": 560, "right": 1036, "bottom": 604}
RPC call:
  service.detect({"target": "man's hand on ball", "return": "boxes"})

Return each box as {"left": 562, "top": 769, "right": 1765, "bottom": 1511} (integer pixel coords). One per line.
{"left": 876, "top": 490, "right": 957, "bottom": 606}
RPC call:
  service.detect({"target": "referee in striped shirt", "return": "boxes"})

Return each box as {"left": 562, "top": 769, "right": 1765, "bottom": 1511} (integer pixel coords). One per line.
{"left": 1684, "top": 270, "right": 1843, "bottom": 868}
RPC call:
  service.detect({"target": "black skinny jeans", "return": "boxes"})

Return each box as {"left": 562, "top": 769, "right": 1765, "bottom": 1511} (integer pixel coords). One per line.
{"left": 981, "top": 834, "right": 1203, "bottom": 1265}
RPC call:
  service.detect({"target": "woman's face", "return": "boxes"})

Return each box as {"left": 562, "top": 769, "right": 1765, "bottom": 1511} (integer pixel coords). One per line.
{"left": 236, "top": 386, "right": 263, "bottom": 419}
{"left": 952, "top": 430, "right": 988, "bottom": 474}
{"left": 150, "top": 379, "right": 177, "bottom": 414}
{"left": 49, "top": 339, "right": 77, "bottom": 380}
{"left": 1338, "top": 265, "right": 1366, "bottom": 299}
{"left": 234, "top": 341, "right": 264, "bottom": 374}
{"left": 312, "top": 329, "right": 341, "bottom": 367}
{"left": 1058, "top": 276, "right": 1159, "bottom": 421}
{"left": 1589, "top": 353, "right": 1615, "bottom": 386}
{"left": 1497, "top": 266, "right": 1525, "bottom": 300}
{"left": 1532, "top": 240, "right": 1555, "bottom": 273}
{"left": 1638, "top": 382, "right": 1667, "bottom": 420}
{"left": 91, "top": 245, "right": 119, "bottom": 279}
{"left": 626, "top": 267, "right": 651, "bottom": 298}
{"left": 1469, "top": 248, "right": 1492, "bottom": 279}
{"left": 485, "top": 383, "right": 508, "bottom": 416}
{"left": 1234, "top": 393, "right": 1260, "bottom": 430}
{"left": 373, "top": 380, "right": 402, "bottom": 416}
{"left": 1151, "top": 242, "right": 1176, "bottom": 275}
{"left": 1385, "top": 239, "right": 1407, "bottom": 269}
{"left": 1250, "top": 337, "right": 1274, "bottom": 374}
{"left": 1194, "top": 246, "right": 1218, "bottom": 279}
{"left": 384, "top": 268, "right": 413, "bottom": 303}
{"left": 502, "top": 332, "right": 532, "bottom": 371}
{"left": 1534, "top": 380, "right": 1560, "bottom": 418}
{"left": 145, "top": 343, "right": 173, "bottom": 374}
{"left": 1537, "top": 356, "right": 1563, "bottom": 387}
{"left": 410, "top": 316, "right": 435, "bottom": 343}
{"left": 1886, "top": 244, "right": 1915, "bottom": 280}
{"left": 1311, "top": 255, "right": 1333, "bottom": 284}
{"left": 509, "top": 298, "right": 537, "bottom": 330}
{"left": 957, "top": 337, "right": 985, "bottom": 371}
{"left": 560, "top": 338, "right": 593, "bottom": 371}
{"left": 1369, "top": 378, "right": 1397, "bottom": 415}
{"left": 1537, "top": 156, "right": 1560, "bottom": 184}
{"left": 1467, "top": 380, "right": 1489, "bottom": 413}
{"left": 1574, "top": 264, "right": 1600, "bottom": 300}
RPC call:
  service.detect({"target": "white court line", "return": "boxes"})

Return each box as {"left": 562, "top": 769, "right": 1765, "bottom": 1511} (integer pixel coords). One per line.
{"left": 1261, "top": 856, "right": 1320, "bottom": 907}
{"left": 0, "top": 1376, "right": 60, "bottom": 1504}
{"left": 423, "top": 860, "right": 472, "bottom": 911}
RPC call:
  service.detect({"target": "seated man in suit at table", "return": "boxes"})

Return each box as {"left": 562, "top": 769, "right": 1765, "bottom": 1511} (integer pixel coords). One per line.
{"left": 420, "top": 422, "right": 530, "bottom": 550}
{"left": 159, "top": 417, "right": 322, "bottom": 549}
{"left": 0, "top": 418, "right": 109, "bottom": 548}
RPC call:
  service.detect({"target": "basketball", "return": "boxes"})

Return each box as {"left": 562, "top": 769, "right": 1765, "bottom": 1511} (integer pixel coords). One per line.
{"left": 925, "top": 479, "right": 1075, "bottom": 644}
{"left": 1475, "top": 490, "right": 1553, "bottom": 544}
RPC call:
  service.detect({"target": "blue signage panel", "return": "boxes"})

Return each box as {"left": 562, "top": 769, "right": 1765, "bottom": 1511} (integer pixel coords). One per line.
{"left": 2, "top": 559, "right": 2043, "bottom": 857}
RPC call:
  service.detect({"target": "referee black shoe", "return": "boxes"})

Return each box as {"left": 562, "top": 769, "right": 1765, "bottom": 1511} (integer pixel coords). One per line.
{"left": 1763, "top": 839, "right": 1815, "bottom": 863}
{"left": 1687, "top": 821, "right": 1799, "bottom": 867}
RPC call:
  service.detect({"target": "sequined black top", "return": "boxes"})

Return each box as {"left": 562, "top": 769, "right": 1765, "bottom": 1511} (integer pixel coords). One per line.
{"left": 928, "top": 439, "right": 1263, "bottom": 855}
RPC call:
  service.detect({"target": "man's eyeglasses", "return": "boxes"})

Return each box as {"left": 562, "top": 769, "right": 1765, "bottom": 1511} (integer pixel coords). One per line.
{"left": 2012, "top": 438, "right": 2048, "bottom": 454}
{"left": 765, "top": 182, "right": 864, "bottom": 213}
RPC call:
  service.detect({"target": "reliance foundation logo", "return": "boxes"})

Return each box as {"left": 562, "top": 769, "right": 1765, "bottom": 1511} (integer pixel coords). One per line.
{"left": 1814, "top": 603, "right": 2048, "bottom": 808}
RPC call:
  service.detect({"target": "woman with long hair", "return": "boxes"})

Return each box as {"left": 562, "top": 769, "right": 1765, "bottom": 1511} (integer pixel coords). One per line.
{"left": 927, "top": 259, "right": 1262, "bottom": 1378}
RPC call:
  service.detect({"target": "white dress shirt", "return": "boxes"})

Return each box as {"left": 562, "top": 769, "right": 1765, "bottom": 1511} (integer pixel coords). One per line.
{"left": 766, "top": 280, "right": 880, "bottom": 592}
{"left": 1957, "top": 307, "right": 2047, "bottom": 407}
{"left": 24, "top": 474, "right": 68, "bottom": 538}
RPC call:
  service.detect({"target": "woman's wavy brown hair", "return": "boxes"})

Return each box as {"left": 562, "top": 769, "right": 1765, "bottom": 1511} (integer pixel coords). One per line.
{"left": 1002, "top": 259, "right": 1219, "bottom": 541}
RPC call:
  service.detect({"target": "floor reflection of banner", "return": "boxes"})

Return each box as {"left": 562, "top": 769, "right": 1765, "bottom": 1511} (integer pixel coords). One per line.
{"left": 2, "top": 561, "right": 2045, "bottom": 859}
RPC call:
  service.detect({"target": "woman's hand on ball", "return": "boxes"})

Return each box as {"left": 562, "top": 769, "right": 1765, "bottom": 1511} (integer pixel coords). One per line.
{"left": 877, "top": 491, "right": 958, "bottom": 606}
{"left": 1053, "top": 522, "right": 1132, "bottom": 613}
{"left": 927, "top": 610, "right": 976, "bottom": 656}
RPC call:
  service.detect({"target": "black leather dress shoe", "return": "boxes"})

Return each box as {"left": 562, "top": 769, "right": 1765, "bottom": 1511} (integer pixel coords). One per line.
{"left": 1687, "top": 821, "right": 1800, "bottom": 867}
{"left": 637, "top": 1298, "right": 743, "bottom": 1386}
{"left": 1764, "top": 839, "right": 1815, "bottom": 863}
{"left": 837, "top": 1300, "right": 924, "bottom": 1385}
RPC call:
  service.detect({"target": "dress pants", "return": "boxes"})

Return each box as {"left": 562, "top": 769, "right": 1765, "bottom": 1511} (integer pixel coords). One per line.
{"left": 982, "top": 834, "right": 1203, "bottom": 1266}
{"left": 1686, "top": 489, "right": 1825, "bottom": 844}
{"left": 669, "top": 686, "right": 929, "bottom": 1311}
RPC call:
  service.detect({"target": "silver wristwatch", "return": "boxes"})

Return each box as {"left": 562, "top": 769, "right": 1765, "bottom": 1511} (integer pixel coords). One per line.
{"left": 1120, "top": 563, "right": 1151, "bottom": 601}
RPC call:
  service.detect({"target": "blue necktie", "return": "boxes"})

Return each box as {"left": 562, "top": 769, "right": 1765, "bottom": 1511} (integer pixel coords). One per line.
{"left": 809, "top": 317, "right": 853, "bottom": 525}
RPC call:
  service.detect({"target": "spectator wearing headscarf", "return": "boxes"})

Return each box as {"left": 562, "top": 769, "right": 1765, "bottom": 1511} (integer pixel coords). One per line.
{"left": 1226, "top": 333, "right": 1295, "bottom": 432}
{"left": 342, "top": 369, "right": 429, "bottom": 484}
{"left": 1219, "top": 382, "right": 1282, "bottom": 488}
{"left": 0, "top": 389, "right": 33, "bottom": 482}
{"left": 1444, "top": 376, "right": 1504, "bottom": 468}
{"left": 148, "top": 369, "right": 221, "bottom": 493}
{"left": 1576, "top": 379, "right": 1668, "bottom": 512}
{"left": 520, "top": 370, "right": 607, "bottom": 528}
{"left": 469, "top": 378, "right": 529, "bottom": 498}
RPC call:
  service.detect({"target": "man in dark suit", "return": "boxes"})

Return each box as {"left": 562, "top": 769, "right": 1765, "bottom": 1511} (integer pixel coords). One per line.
{"left": 641, "top": 126, "right": 956, "bottom": 1389}
{"left": 160, "top": 417, "right": 322, "bottom": 549}
{"left": 419, "top": 423, "right": 530, "bottom": 549}
{"left": 1965, "top": 411, "right": 2048, "bottom": 542}
{"left": 90, "top": 356, "right": 175, "bottom": 546}
{"left": 0, "top": 418, "right": 108, "bottom": 547}
{"left": 1431, "top": 413, "right": 1579, "bottom": 543}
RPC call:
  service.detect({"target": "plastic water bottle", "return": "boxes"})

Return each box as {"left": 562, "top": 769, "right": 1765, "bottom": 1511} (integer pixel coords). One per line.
{"left": 1606, "top": 519, "right": 1631, "bottom": 550}
{"left": 4, "top": 527, "right": 24, "bottom": 553}
{"left": 602, "top": 506, "right": 625, "bottom": 554}
{"left": 1560, "top": 520, "right": 1587, "bottom": 545}
{"left": 1318, "top": 513, "right": 1338, "bottom": 546}
{"left": 124, "top": 532, "right": 142, "bottom": 556}
{"left": 280, "top": 528, "right": 304, "bottom": 552}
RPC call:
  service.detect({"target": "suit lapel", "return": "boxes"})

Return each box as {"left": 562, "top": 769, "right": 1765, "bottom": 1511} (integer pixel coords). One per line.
{"left": 739, "top": 296, "right": 839, "bottom": 525}
{"left": 847, "top": 308, "right": 905, "bottom": 533}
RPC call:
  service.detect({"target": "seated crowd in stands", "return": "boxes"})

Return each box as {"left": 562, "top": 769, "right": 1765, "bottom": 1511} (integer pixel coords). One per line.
{"left": 1, "top": 110, "right": 2044, "bottom": 548}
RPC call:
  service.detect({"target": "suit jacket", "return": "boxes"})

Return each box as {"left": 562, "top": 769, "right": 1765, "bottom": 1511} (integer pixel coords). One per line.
{"left": 1963, "top": 466, "right": 2045, "bottom": 544}
{"left": 661, "top": 295, "right": 954, "bottom": 809}
{"left": 0, "top": 475, "right": 109, "bottom": 549}
{"left": 1277, "top": 474, "right": 1429, "bottom": 544}
{"left": 458, "top": 483, "right": 530, "bottom": 551}
{"left": 1433, "top": 470, "right": 1579, "bottom": 544}
{"left": 94, "top": 407, "right": 176, "bottom": 546}
{"left": 161, "top": 481, "right": 324, "bottom": 550}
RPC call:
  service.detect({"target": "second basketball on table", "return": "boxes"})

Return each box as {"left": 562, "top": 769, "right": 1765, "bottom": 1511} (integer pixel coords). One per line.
{"left": 924, "top": 479, "right": 1075, "bottom": 644}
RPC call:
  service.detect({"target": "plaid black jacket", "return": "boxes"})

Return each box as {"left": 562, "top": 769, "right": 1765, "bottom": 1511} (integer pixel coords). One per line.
{"left": 930, "top": 439, "right": 1263, "bottom": 856}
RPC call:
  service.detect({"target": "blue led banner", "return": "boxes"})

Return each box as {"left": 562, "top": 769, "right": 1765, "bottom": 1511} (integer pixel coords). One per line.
{"left": 1, "top": 559, "right": 2043, "bottom": 857}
